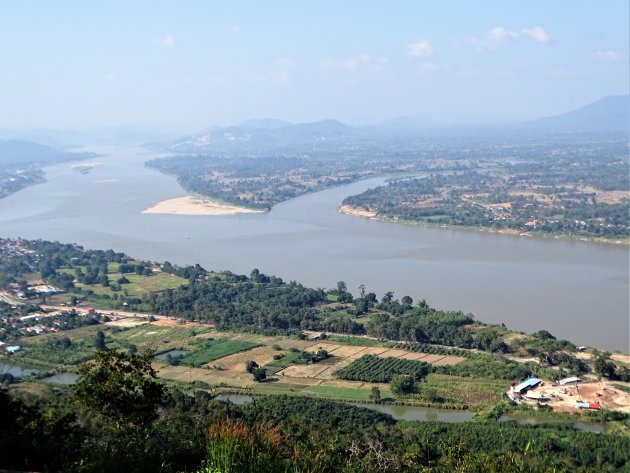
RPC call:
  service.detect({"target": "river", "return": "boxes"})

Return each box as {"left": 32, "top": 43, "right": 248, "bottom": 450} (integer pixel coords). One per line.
{"left": 0, "top": 146, "right": 627, "bottom": 350}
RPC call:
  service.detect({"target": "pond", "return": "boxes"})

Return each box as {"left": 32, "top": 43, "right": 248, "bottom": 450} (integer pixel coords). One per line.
{"left": 154, "top": 349, "right": 187, "bottom": 360}
{"left": 0, "top": 362, "right": 39, "bottom": 377}
{"left": 41, "top": 372, "right": 79, "bottom": 385}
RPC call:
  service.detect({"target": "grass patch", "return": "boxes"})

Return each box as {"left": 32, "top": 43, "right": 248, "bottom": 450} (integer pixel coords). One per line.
{"left": 247, "top": 382, "right": 392, "bottom": 402}
{"left": 304, "top": 385, "right": 393, "bottom": 401}
{"left": 613, "top": 384, "right": 630, "bottom": 394}
{"left": 65, "top": 267, "right": 187, "bottom": 299}
{"left": 116, "top": 272, "right": 187, "bottom": 296}
{"left": 181, "top": 339, "right": 258, "bottom": 367}
{"left": 420, "top": 373, "right": 506, "bottom": 409}
{"left": 328, "top": 335, "right": 383, "bottom": 347}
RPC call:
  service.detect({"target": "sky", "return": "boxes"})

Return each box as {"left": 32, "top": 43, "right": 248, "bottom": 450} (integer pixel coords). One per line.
{"left": 0, "top": 1, "right": 628, "bottom": 131}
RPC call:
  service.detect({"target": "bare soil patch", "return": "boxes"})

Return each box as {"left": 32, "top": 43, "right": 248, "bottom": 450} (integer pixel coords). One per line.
{"left": 106, "top": 318, "right": 147, "bottom": 328}
{"left": 212, "top": 346, "right": 276, "bottom": 372}
{"left": 278, "top": 364, "right": 331, "bottom": 378}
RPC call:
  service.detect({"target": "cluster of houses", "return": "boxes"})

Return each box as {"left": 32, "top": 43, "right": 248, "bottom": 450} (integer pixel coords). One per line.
{"left": 0, "top": 307, "right": 98, "bottom": 348}
{"left": 0, "top": 238, "right": 35, "bottom": 260}
{"left": 12, "top": 284, "right": 64, "bottom": 300}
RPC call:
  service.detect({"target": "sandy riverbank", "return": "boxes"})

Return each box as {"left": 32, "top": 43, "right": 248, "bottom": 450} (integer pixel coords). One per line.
{"left": 338, "top": 204, "right": 377, "bottom": 218}
{"left": 142, "top": 196, "right": 265, "bottom": 216}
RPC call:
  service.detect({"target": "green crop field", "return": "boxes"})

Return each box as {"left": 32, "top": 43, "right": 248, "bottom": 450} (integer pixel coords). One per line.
{"left": 328, "top": 335, "right": 383, "bottom": 347}
{"left": 181, "top": 339, "right": 259, "bottom": 366}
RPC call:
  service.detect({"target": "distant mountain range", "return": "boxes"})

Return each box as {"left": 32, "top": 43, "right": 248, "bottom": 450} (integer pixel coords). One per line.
{"left": 0, "top": 140, "right": 94, "bottom": 167}
{"left": 169, "top": 119, "right": 358, "bottom": 153}
{"left": 168, "top": 95, "right": 628, "bottom": 153}
{"left": 526, "top": 95, "right": 629, "bottom": 132}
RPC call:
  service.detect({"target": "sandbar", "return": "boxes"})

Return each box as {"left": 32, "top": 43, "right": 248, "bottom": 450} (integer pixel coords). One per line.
{"left": 338, "top": 204, "right": 377, "bottom": 218}
{"left": 142, "top": 196, "right": 265, "bottom": 216}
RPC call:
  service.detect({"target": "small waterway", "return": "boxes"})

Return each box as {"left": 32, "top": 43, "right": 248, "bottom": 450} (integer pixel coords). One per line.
{"left": 41, "top": 372, "right": 79, "bottom": 385}
{"left": 214, "top": 394, "right": 607, "bottom": 431}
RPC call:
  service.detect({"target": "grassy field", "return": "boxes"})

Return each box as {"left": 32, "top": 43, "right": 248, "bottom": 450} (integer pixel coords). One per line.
{"left": 59, "top": 266, "right": 187, "bottom": 298}
{"left": 181, "top": 339, "right": 259, "bottom": 366}
{"left": 420, "top": 373, "right": 507, "bottom": 409}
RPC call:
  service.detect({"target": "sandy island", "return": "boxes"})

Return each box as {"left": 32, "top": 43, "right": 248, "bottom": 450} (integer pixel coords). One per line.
{"left": 142, "top": 196, "right": 265, "bottom": 216}
{"left": 338, "top": 204, "right": 377, "bottom": 219}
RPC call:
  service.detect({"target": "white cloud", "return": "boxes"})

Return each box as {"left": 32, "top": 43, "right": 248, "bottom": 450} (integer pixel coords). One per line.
{"left": 153, "top": 35, "right": 175, "bottom": 47}
{"left": 407, "top": 39, "right": 433, "bottom": 57}
{"left": 470, "top": 26, "right": 550, "bottom": 51}
{"left": 487, "top": 27, "right": 517, "bottom": 42}
{"left": 595, "top": 50, "right": 625, "bottom": 61}
{"left": 521, "top": 26, "right": 550, "bottom": 43}
{"left": 103, "top": 72, "right": 117, "bottom": 81}
{"left": 231, "top": 25, "right": 242, "bottom": 35}
{"left": 319, "top": 53, "right": 388, "bottom": 71}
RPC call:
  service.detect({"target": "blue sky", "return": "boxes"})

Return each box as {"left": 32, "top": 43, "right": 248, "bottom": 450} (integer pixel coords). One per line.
{"left": 0, "top": 1, "right": 628, "bottom": 130}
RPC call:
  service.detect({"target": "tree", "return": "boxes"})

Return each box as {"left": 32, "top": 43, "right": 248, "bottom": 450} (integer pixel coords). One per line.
{"left": 592, "top": 351, "right": 617, "bottom": 379}
{"left": 94, "top": 330, "right": 106, "bottom": 350}
{"left": 401, "top": 296, "right": 413, "bottom": 307}
{"left": 336, "top": 281, "right": 347, "bottom": 294}
{"left": 73, "top": 349, "right": 164, "bottom": 426}
{"left": 390, "top": 375, "right": 418, "bottom": 396}
{"left": 369, "top": 386, "right": 381, "bottom": 403}
{"left": 252, "top": 367, "right": 267, "bottom": 382}
{"left": 245, "top": 360, "right": 259, "bottom": 373}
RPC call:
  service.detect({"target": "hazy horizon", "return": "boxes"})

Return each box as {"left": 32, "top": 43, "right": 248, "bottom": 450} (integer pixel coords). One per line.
{"left": 1, "top": 1, "right": 628, "bottom": 131}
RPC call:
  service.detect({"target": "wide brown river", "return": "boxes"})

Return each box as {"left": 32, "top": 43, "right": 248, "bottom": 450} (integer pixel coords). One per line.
{"left": 0, "top": 146, "right": 627, "bottom": 350}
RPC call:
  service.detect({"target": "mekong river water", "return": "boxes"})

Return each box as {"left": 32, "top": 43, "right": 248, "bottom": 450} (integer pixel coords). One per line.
{"left": 0, "top": 146, "right": 627, "bottom": 350}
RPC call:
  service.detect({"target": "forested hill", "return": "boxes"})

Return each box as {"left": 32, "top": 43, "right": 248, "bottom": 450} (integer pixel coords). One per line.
{"left": 0, "top": 140, "right": 96, "bottom": 199}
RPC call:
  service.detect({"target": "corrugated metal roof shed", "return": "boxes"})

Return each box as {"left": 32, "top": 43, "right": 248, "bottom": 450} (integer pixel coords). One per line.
{"left": 559, "top": 376, "right": 580, "bottom": 385}
{"left": 514, "top": 377, "right": 541, "bottom": 393}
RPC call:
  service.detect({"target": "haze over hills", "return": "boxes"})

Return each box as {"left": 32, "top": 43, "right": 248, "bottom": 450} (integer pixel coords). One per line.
{"left": 169, "top": 119, "right": 357, "bottom": 153}
{"left": 0, "top": 140, "right": 93, "bottom": 166}
{"left": 526, "top": 95, "right": 629, "bottom": 132}
{"left": 167, "top": 95, "right": 628, "bottom": 153}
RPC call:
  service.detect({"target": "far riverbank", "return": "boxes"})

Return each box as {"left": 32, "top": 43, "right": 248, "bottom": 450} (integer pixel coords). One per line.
{"left": 338, "top": 205, "right": 630, "bottom": 246}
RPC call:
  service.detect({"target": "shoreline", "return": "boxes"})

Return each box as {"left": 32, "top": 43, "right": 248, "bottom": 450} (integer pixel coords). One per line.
{"left": 142, "top": 196, "right": 266, "bottom": 216}
{"left": 338, "top": 205, "right": 630, "bottom": 246}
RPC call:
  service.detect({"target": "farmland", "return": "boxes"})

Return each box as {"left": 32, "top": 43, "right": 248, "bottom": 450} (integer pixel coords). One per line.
{"left": 5, "top": 314, "right": 487, "bottom": 407}
{"left": 335, "top": 354, "right": 431, "bottom": 383}
{"left": 180, "top": 339, "right": 259, "bottom": 366}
